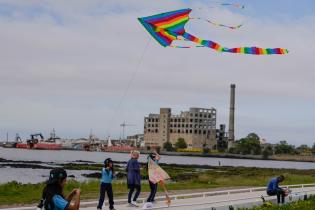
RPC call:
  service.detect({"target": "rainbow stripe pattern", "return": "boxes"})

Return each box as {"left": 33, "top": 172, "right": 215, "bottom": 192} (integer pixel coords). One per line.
{"left": 138, "top": 8, "right": 288, "bottom": 55}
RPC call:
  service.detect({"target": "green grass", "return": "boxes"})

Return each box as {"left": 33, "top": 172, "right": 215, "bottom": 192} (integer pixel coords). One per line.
{"left": 238, "top": 196, "right": 315, "bottom": 210}
{"left": 1, "top": 166, "right": 315, "bottom": 206}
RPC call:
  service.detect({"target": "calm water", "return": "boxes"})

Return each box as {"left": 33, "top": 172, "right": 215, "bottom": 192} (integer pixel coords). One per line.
{"left": 0, "top": 167, "right": 98, "bottom": 184}
{"left": 1, "top": 147, "right": 315, "bottom": 169}
{"left": 1, "top": 147, "right": 315, "bottom": 183}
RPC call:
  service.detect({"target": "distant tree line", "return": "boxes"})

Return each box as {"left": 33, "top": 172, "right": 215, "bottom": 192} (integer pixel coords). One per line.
{"left": 228, "top": 133, "right": 315, "bottom": 158}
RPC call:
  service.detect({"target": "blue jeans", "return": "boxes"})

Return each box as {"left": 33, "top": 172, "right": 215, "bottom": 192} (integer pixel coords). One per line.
{"left": 267, "top": 189, "right": 285, "bottom": 204}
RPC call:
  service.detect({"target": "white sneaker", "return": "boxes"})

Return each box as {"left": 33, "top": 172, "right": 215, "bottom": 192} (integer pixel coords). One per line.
{"left": 131, "top": 201, "right": 139, "bottom": 207}
{"left": 142, "top": 202, "right": 153, "bottom": 209}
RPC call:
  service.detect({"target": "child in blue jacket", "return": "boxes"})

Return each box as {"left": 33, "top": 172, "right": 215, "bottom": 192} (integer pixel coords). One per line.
{"left": 97, "top": 158, "right": 115, "bottom": 210}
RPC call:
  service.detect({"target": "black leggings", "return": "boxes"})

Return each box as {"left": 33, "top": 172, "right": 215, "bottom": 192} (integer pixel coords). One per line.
{"left": 97, "top": 183, "right": 114, "bottom": 209}
{"left": 147, "top": 181, "right": 158, "bottom": 202}
{"left": 267, "top": 189, "right": 285, "bottom": 204}
{"left": 128, "top": 184, "right": 141, "bottom": 203}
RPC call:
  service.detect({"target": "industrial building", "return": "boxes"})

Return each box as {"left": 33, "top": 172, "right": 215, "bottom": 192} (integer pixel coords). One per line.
{"left": 144, "top": 107, "right": 217, "bottom": 149}
{"left": 143, "top": 84, "right": 236, "bottom": 151}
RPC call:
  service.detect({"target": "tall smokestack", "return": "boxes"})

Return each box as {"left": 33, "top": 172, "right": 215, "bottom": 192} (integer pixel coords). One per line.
{"left": 228, "top": 84, "right": 236, "bottom": 148}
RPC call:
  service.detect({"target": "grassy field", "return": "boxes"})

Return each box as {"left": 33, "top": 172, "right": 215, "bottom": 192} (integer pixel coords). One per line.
{"left": 1, "top": 165, "right": 315, "bottom": 206}
{"left": 238, "top": 196, "right": 315, "bottom": 210}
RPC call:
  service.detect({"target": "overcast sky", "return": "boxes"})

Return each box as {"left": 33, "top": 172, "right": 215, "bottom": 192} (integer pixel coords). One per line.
{"left": 0, "top": 0, "right": 314, "bottom": 146}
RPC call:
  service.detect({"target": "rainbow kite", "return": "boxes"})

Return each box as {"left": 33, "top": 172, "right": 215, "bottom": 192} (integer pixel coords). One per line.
{"left": 138, "top": 8, "right": 288, "bottom": 55}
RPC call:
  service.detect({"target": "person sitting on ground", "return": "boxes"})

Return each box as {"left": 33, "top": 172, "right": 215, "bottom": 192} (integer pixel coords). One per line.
{"left": 37, "top": 168, "right": 80, "bottom": 210}
{"left": 97, "top": 158, "right": 116, "bottom": 210}
{"left": 126, "top": 150, "right": 141, "bottom": 207}
{"left": 266, "top": 175, "right": 285, "bottom": 204}
{"left": 146, "top": 151, "right": 161, "bottom": 203}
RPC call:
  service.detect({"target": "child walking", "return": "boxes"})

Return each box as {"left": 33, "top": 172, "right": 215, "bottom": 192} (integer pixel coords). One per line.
{"left": 147, "top": 152, "right": 160, "bottom": 203}
{"left": 97, "top": 158, "right": 115, "bottom": 210}
{"left": 126, "top": 150, "right": 141, "bottom": 207}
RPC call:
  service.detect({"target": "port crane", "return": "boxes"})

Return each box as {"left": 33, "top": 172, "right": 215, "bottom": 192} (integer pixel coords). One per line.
{"left": 27, "top": 133, "right": 44, "bottom": 145}
{"left": 120, "top": 122, "right": 136, "bottom": 140}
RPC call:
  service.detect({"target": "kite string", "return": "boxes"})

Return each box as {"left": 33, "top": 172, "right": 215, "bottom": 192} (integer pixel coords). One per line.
{"left": 106, "top": 37, "right": 151, "bottom": 137}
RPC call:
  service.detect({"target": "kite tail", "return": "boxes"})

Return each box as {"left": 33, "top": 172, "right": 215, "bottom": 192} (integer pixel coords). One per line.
{"left": 182, "top": 32, "right": 289, "bottom": 55}
{"left": 189, "top": 17, "right": 243, "bottom": 30}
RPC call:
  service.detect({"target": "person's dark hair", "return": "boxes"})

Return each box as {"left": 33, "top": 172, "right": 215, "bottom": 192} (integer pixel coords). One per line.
{"left": 278, "top": 175, "right": 285, "bottom": 181}
{"left": 146, "top": 153, "right": 156, "bottom": 170}
{"left": 41, "top": 168, "right": 67, "bottom": 209}
{"left": 148, "top": 153, "right": 156, "bottom": 160}
{"left": 104, "top": 158, "right": 114, "bottom": 177}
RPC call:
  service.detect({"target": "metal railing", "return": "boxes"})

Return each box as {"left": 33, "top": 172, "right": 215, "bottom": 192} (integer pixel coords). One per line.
{"left": 146, "top": 187, "right": 315, "bottom": 209}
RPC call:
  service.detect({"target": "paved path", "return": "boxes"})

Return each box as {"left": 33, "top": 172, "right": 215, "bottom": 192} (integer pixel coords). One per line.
{"left": 81, "top": 186, "right": 315, "bottom": 210}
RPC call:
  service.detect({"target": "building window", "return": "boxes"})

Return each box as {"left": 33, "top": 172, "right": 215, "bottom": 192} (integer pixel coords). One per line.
{"left": 203, "top": 130, "right": 206, "bottom": 134}
{"left": 156, "top": 129, "right": 158, "bottom": 133}
{"left": 199, "top": 130, "right": 201, "bottom": 134}
{"left": 174, "top": 119, "right": 177, "bottom": 122}
{"left": 194, "top": 130, "right": 197, "bottom": 134}
{"left": 186, "top": 129, "right": 188, "bottom": 133}
{"left": 170, "top": 129, "right": 173, "bottom": 133}
{"left": 190, "top": 119, "right": 193, "bottom": 122}
{"left": 178, "top": 129, "right": 180, "bottom": 133}
{"left": 190, "top": 130, "right": 192, "bottom": 133}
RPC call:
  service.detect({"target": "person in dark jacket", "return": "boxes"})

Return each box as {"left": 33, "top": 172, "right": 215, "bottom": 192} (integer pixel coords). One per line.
{"left": 146, "top": 152, "right": 160, "bottom": 203}
{"left": 97, "top": 158, "right": 115, "bottom": 210}
{"left": 126, "top": 150, "right": 141, "bottom": 207}
{"left": 266, "top": 175, "right": 285, "bottom": 204}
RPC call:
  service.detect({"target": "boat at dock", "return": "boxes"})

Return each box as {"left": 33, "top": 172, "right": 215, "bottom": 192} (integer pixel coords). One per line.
{"left": 26, "top": 130, "right": 62, "bottom": 150}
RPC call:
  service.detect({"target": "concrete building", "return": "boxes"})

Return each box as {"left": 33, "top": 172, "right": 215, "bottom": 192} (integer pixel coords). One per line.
{"left": 216, "top": 124, "right": 228, "bottom": 151}
{"left": 144, "top": 107, "right": 217, "bottom": 149}
{"left": 127, "top": 134, "right": 144, "bottom": 147}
